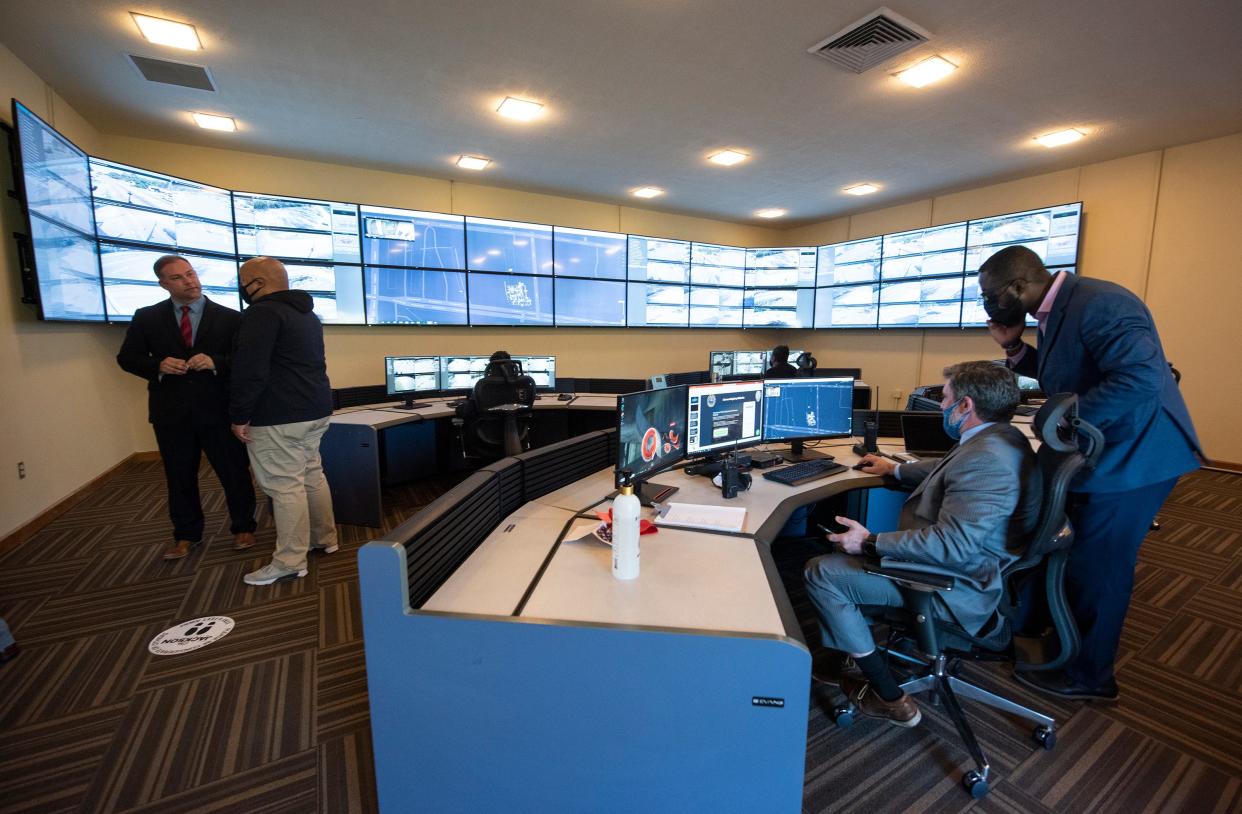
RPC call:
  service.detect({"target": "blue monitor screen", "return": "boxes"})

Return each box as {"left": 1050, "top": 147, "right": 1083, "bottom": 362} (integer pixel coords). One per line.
{"left": 511, "top": 355, "right": 556, "bottom": 389}
{"left": 686, "top": 380, "right": 764, "bottom": 455}
{"left": 468, "top": 273, "right": 554, "bottom": 325}
{"left": 439, "top": 355, "right": 490, "bottom": 391}
{"left": 385, "top": 355, "right": 440, "bottom": 396}
{"left": 465, "top": 217, "right": 553, "bottom": 275}
{"left": 554, "top": 277, "right": 626, "bottom": 326}
{"left": 365, "top": 267, "right": 467, "bottom": 325}
{"left": 234, "top": 193, "right": 360, "bottom": 263}
{"left": 553, "top": 227, "right": 626, "bottom": 279}
{"left": 617, "top": 386, "right": 687, "bottom": 480}
{"left": 626, "top": 282, "right": 688, "bottom": 327}
{"left": 281, "top": 263, "right": 365, "bottom": 324}
{"left": 628, "top": 236, "right": 690, "bottom": 283}
{"left": 13, "top": 100, "right": 104, "bottom": 321}
{"left": 762, "top": 377, "right": 854, "bottom": 441}
{"left": 361, "top": 205, "right": 465, "bottom": 270}
{"left": 99, "top": 245, "right": 239, "bottom": 320}
{"left": 90, "top": 158, "right": 234, "bottom": 255}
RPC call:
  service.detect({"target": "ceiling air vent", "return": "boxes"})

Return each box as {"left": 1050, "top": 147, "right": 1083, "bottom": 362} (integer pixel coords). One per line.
{"left": 806, "top": 7, "right": 930, "bottom": 74}
{"left": 127, "top": 54, "right": 217, "bottom": 91}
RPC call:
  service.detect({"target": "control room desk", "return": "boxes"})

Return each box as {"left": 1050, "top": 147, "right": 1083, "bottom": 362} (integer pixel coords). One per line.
{"left": 359, "top": 441, "right": 899, "bottom": 812}
{"left": 323, "top": 394, "right": 620, "bottom": 526}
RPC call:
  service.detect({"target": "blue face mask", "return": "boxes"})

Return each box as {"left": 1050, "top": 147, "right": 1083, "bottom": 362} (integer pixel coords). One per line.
{"left": 942, "top": 399, "right": 968, "bottom": 441}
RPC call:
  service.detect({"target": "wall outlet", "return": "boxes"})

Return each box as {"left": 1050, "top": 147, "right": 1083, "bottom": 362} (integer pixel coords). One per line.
{"left": 890, "top": 389, "right": 904, "bottom": 405}
{"left": 17, "top": 461, "right": 26, "bottom": 479}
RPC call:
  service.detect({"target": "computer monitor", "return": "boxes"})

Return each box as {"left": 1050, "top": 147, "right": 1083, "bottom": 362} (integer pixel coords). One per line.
{"left": 385, "top": 355, "right": 440, "bottom": 409}
{"left": 511, "top": 355, "right": 556, "bottom": 390}
{"left": 686, "top": 380, "right": 764, "bottom": 458}
{"left": 709, "top": 349, "right": 805, "bottom": 379}
{"left": 439, "top": 355, "right": 491, "bottom": 391}
{"left": 617, "top": 386, "right": 688, "bottom": 504}
{"left": 762, "top": 377, "right": 855, "bottom": 459}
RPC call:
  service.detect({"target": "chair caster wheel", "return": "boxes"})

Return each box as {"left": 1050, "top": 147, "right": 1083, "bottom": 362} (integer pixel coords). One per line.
{"left": 832, "top": 705, "right": 855, "bottom": 728}
{"left": 1033, "top": 726, "right": 1056, "bottom": 750}
{"left": 962, "top": 771, "right": 989, "bottom": 798}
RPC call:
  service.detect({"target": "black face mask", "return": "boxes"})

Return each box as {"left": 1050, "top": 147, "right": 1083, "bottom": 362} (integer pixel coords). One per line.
{"left": 240, "top": 279, "right": 263, "bottom": 306}
{"left": 984, "top": 293, "right": 1026, "bottom": 326}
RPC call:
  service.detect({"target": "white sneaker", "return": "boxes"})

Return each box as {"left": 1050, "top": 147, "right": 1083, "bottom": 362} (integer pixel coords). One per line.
{"left": 311, "top": 543, "right": 339, "bottom": 554}
{"left": 243, "top": 563, "right": 308, "bottom": 585}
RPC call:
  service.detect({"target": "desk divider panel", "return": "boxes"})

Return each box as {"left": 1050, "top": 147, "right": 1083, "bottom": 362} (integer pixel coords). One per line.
{"left": 334, "top": 383, "right": 392, "bottom": 409}
{"left": 515, "top": 430, "right": 614, "bottom": 501}
{"left": 478, "top": 457, "right": 525, "bottom": 517}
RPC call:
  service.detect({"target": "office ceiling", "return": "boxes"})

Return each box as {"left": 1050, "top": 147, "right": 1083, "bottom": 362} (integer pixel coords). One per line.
{"left": 4, "top": 1, "right": 1242, "bottom": 226}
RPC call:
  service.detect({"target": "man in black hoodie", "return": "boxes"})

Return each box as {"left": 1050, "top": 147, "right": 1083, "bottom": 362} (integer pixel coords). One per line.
{"left": 230, "top": 257, "right": 338, "bottom": 586}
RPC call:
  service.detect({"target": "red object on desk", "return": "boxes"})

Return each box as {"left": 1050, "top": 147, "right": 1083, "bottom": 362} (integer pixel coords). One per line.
{"left": 596, "top": 509, "right": 658, "bottom": 535}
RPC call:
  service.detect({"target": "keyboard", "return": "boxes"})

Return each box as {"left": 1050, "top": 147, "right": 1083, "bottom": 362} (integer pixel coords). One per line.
{"left": 763, "top": 459, "right": 848, "bottom": 486}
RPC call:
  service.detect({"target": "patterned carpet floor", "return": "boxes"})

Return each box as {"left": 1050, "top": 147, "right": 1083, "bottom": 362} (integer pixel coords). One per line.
{"left": 1, "top": 462, "right": 1240, "bottom": 813}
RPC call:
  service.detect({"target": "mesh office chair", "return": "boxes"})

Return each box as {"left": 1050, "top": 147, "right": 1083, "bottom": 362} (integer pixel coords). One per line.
{"left": 455, "top": 360, "right": 536, "bottom": 460}
{"left": 833, "top": 393, "right": 1104, "bottom": 798}
{"left": 794, "top": 352, "right": 818, "bottom": 377}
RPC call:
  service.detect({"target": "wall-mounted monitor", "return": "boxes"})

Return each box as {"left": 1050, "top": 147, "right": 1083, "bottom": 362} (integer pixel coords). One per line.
{"left": 762, "top": 377, "right": 855, "bottom": 441}
{"left": 691, "top": 243, "right": 746, "bottom": 287}
{"left": 552, "top": 227, "right": 626, "bottom": 279}
{"left": 99, "top": 245, "right": 239, "bottom": 320}
{"left": 628, "top": 236, "right": 690, "bottom": 283}
{"left": 365, "top": 267, "right": 468, "bottom": 325}
{"left": 746, "top": 247, "right": 817, "bottom": 288}
{"left": 361, "top": 205, "right": 465, "bottom": 270}
{"left": 617, "top": 386, "right": 688, "bottom": 481}
{"left": 468, "top": 273, "right": 554, "bottom": 325}
{"left": 11, "top": 99, "right": 104, "bottom": 321}
{"left": 233, "top": 192, "right": 360, "bottom": 264}
{"left": 90, "top": 158, "right": 234, "bottom": 255}
{"left": 816, "top": 237, "right": 881, "bottom": 287}
{"left": 689, "top": 287, "right": 744, "bottom": 327}
{"left": 626, "top": 282, "right": 689, "bottom": 327}
{"left": 465, "top": 217, "right": 553, "bottom": 275}
{"left": 743, "top": 288, "right": 815, "bottom": 328}
{"left": 554, "top": 278, "right": 626, "bottom": 326}
{"left": 686, "top": 380, "right": 764, "bottom": 456}
{"left": 282, "top": 263, "right": 365, "bottom": 324}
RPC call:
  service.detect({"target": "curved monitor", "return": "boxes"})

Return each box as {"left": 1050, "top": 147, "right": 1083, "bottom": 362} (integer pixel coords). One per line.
{"left": 617, "top": 386, "right": 688, "bottom": 482}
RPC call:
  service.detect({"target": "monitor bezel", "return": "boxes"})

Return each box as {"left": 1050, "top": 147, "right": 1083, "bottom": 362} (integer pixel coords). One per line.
{"left": 384, "top": 354, "right": 442, "bottom": 397}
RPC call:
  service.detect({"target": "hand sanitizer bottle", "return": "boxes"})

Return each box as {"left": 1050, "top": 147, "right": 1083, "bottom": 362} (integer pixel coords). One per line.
{"left": 612, "top": 470, "right": 641, "bottom": 580}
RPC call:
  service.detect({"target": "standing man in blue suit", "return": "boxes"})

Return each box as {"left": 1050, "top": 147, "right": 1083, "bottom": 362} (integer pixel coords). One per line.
{"left": 979, "top": 246, "right": 1203, "bottom": 702}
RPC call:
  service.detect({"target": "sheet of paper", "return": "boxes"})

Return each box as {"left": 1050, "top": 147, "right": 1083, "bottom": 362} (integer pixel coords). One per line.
{"left": 654, "top": 502, "right": 747, "bottom": 533}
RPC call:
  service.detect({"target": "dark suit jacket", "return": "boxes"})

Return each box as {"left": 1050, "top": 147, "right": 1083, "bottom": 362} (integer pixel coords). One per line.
{"left": 1010, "top": 273, "right": 1202, "bottom": 492}
{"left": 877, "top": 423, "right": 1041, "bottom": 636}
{"left": 116, "top": 297, "right": 240, "bottom": 426}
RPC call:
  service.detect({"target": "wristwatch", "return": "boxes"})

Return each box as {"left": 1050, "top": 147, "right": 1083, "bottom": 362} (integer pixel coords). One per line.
{"left": 863, "top": 534, "right": 879, "bottom": 558}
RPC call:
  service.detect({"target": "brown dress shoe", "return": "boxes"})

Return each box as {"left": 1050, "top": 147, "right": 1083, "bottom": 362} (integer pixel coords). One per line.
{"left": 163, "top": 539, "right": 198, "bottom": 560}
{"left": 841, "top": 677, "right": 922, "bottom": 727}
{"left": 233, "top": 531, "right": 257, "bottom": 551}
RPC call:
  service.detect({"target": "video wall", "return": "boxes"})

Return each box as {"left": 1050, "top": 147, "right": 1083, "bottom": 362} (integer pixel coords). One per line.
{"left": 10, "top": 98, "right": 1083, "bottom": 328}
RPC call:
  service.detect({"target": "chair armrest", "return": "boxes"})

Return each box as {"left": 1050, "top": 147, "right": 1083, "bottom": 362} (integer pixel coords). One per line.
{"left": 861, "top": 559, "right": 954, "bottom": 592}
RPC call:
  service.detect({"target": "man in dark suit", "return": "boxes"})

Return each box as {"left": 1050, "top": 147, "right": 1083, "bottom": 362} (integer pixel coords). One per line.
{"left": 804, "top": 362, "right": 1040, "bottom": 726}
{"left": 979, "top": 246, "right": 1202, "bottom": 701}
{"left": 117, "top": 254, "right": 257, "bottom": 560}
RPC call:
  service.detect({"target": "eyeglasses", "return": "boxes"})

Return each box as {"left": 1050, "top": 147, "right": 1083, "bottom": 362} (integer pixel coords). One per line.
{"left": 978, "top": 278, "right": 1019, "bottom": 307}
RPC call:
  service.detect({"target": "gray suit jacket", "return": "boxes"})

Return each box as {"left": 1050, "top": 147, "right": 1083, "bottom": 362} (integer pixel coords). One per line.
{"left": 875, "top": 423, "right": 1041, "bottom": 636}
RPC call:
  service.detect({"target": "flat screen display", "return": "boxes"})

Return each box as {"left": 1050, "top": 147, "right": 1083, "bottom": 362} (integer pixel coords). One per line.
{"left": 282, "top": 263, "right": 365, "bottom": 324}
{"left": 708, "top": 350, "right": 769, "bottom": 378}
{"left": 99, "top": 245, "right": 239, "bottom": 320}
{"left": 12, "top": 100, "right": 104, "bottom": 321}
{"left": 686, "top": 380, "right": 764, "bottom": 455}
{"left": 746, "top": 247, "right": 817, "bottom": 288}
{"left": 817, "top": 237, "right": 881, "bottom": 287}
{"left": 814, "top": 285, "right": 879, "bottom": 329}
{"left": 234, "top": 192, "right": 360, "bottom": 263}
{"left": 626, "top": 282, "right": 689, "bottom": 327}
{"left": 744, "top": 288, "right": 814, "bottom": 328}
{"left": 439, "top": 355, "right": 491, "bottom": 391}
{"left": 552, "top": 227, "right": 626, "bottom": 279}
{"left": 689, "top": 286, "right": 744, "bottom": 327}
{"left": 762, "top": 377, "right": 854, "bottom": 440}
{"left": 465, "top": 217, "right": 553, "bottom": 275}
{"left": 90, "top": 158, "right": 234, "bottom": 255}
{"left": 617, "top": 386, "right": 687, "bottom": 480}
{"left": 691, "top": 243, "right": 746, "bottom": 287}
{"left": 385, "top": 355, "right": 440, "bottom": 395}
{"left": 365, "top": 267, "right": 467, "bottom": 325}
{"left": 468, "top": 273, "right": 554, "bottom": 325}
{"left": 554, "top": 278, "right": 626, "bottom": 326}
{"left": 361, "top": 205, "right": 465, "bottom": 270}
{"left": 628, "top": 236, "right": 690, "bottom": 283}
{"left": 511, "top": 355, "right": 556, "bottom": 388}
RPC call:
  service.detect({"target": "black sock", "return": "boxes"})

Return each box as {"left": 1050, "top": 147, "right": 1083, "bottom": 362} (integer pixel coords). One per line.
{"left": 854, "top": 651, "right": 903, "bottom": 701}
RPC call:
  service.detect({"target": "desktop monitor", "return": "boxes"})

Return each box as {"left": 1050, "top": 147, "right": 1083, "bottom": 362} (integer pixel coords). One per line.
{"left": 439, "top": 355, "right": 491, "bottom": 391}
{"left": 385, "top": 355, "right": 440, "bottom": 409}
{"left": 617, "top": 386, "right": 688, "bottom": 484}
{"left": 511, "top": 355, "right": 556, "bottom": 390}
{"left": 762, "top": 377, "right": 855, "bottom": 457}
{"left": 686, "top": 380, "right": 764, "bottom": 457}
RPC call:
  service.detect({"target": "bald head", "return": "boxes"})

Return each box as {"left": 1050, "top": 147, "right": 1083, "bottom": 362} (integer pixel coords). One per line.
{"left": 239, "top": 256, "right": 289, "bottom": 302}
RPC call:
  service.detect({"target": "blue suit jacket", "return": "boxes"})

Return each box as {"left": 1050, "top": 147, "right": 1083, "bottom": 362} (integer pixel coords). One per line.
{"left": 1011, "top": 273, "right": 1202, "bottom": 492}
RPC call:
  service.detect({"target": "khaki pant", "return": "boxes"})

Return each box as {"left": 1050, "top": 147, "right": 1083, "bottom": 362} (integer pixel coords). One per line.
{"left": 248, "top": 417, "right": 337, "bottom": 571}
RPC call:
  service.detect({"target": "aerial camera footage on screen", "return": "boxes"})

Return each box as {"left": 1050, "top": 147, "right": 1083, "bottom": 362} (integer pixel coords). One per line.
{"left": 617, "top": 386, "right": 688, "bottom": 479}
{"left": 385, "top": 356, "right": 440, "bottom": 395}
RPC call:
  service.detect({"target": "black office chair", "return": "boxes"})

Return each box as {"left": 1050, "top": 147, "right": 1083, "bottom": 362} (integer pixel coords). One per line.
{"left": 832, "top": 393, "right": 1104, "bottom": 798}
{"left": 454, "top": 360, "right": 536, "bottom": 460}
{"left": 794, "top": 352, "right": 818, "bottom": 377}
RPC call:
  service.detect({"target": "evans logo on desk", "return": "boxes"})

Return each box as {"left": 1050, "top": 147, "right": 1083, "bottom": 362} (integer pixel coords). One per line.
{"left": 751, "top": 696, "right": 785, "bottom": 708}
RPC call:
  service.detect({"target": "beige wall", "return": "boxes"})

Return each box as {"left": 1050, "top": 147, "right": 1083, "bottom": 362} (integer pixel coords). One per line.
{"left": 3, "top": 41, "right": 1239, "bottom": 538}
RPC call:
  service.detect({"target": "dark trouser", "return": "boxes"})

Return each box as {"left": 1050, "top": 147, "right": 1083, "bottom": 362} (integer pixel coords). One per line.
{"left": 154, "top": 421, "right": 257, "bottom": 542}
{"left": 1064, "top": 477, "right": 1179, "bottom": 688}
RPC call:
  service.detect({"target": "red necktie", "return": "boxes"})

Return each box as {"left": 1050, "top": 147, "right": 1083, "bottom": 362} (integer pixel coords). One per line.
{"left": 179, "top": 305, "right": 193, "bottom": 348}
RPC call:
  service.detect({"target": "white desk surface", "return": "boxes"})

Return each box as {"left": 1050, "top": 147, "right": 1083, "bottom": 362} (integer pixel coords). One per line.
{"left": 331, "top": 393, "right": 618, "bottom": 428}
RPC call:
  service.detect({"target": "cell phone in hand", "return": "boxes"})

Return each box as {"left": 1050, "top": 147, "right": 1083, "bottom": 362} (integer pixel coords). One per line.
{"left": 817, "top": 522, "right": 848, "bottom": 536}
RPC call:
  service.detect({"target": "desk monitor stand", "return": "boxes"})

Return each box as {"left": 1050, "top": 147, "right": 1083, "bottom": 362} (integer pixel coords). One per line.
{"left": 609, "top": 481, "right": 679, "bottom": 508}
{"left": 396, "top": 396, "right": 432, "bottom": 410}
{"left": 786, "top": 438, "right": 831, "bottom": 461}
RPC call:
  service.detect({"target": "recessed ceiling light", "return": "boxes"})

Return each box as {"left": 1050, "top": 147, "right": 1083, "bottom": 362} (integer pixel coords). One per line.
{"left": 456, "top": 155, "right": 491, "bottom": 170}
{"left": 755, "top": 208, "right": 787, "bottom": 219}
{"left": 191, "top": 112, "right": 235, "bottom": 132}
{"left": 843, "top": 183, "right": 880, "bottom": 196}
{"left": 131, "top": 13, "right": 202, "bottom": 51}
{"left": 631, "top": 186, "right": 664, "bottom": 199}
{"left": 895, "top": 55, "right": 957, "bottom": 88}
{"left": 1035, "top": 128, "right": 1086, "bottom": 148}
{"left": 708, "top": 149, "right": 749, "bottom": 166}
{"left": 496, "top": 96, "right": 544, "bottom": 121}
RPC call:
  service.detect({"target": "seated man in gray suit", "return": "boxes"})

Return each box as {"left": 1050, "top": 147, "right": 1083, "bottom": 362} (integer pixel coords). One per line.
{"left": 804, "top": 361, "right": 1040, "bottom": 726}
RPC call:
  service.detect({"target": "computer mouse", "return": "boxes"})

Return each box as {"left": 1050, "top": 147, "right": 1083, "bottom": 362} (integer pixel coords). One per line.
{"left": 557, "top": 393, "right": 574, "bottom": 401}
{"left": 851, "top": 462, "right": 869, "bottom": 470}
